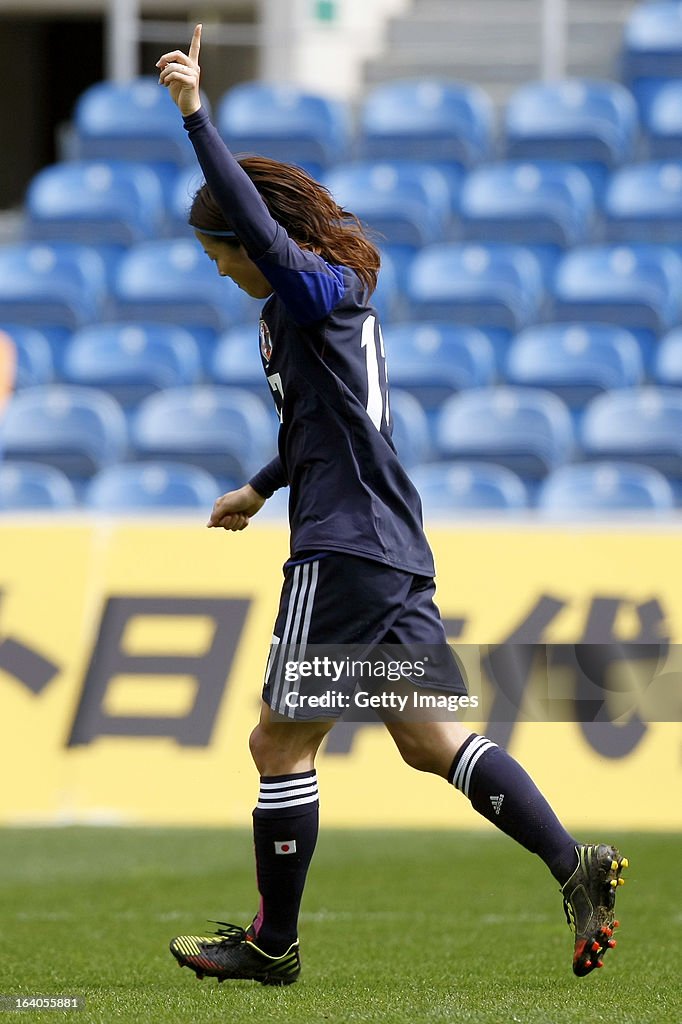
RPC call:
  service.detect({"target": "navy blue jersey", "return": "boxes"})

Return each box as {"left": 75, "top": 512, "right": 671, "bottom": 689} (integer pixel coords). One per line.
{"left": 184, "top": 108, "right": 434, "bottom": 576}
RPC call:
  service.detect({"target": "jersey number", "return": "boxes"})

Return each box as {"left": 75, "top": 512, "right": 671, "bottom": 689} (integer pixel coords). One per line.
{"left": 268, "top": 372, "right": 285, "bottom": 422}
{"left": 361, "top": 314, "right": 389, "bottom": 431}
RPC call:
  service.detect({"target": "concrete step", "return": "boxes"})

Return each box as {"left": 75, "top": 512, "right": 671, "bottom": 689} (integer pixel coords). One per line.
{"left": 364, "top": 0, "right": 636, "bottom": 104}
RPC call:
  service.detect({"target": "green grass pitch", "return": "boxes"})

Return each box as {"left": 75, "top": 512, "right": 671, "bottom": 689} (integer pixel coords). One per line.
{"left": 1, "top": 828, "right": 680, "bottom": 1023}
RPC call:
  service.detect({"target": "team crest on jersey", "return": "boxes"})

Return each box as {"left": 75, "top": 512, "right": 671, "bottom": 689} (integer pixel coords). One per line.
{"left": 259, "top": 319, "right": 273, "bottom": 363}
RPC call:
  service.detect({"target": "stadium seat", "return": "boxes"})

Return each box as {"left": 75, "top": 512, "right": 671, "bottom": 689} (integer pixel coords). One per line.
{"left": 435, "top": 387, "right": 574, "bottom": 480}
{"left": 111, "top": 239, "right": 260, "bottom": 367}
{"left": 457, "top": 161, "right": 595, "bottom": 279}
{"left": 0, "top": 243, "right": 106, "bottom": 335}
{"left": 0, "top": 462, "right": 78, "bottom": 510}
{"left": 411, "top": 461, "right": 528, "bottom": 515}
{"left": 538, "top": 461, "right": 675, "bottom": 514}
{"left": 386, "top": 389, "right": 431, "bottom": 468}
{"left": 0, "top": 324, "right": 54, "bottom": 388}
{"left": 622, "top": 2, "right": 682, "bottom": 85}
{"left": 644, "top": 80, "right": 682, "bottom": 157}
{"left": 25, "top": 160, "right": 165, "bottom": 246}
{"left": 551, "top": 245, "right": 682, "bottom": 338}
{"left": 373, "top": 249, "right": 400, "bottom": 324}
{"left": 406, "top": 243, "right": 544, "bottom": 339}
{"left": 358, "top": 79, "right": 494, "bottom": 169}
{"left": 131, "top": 386, "right": 277, "bottom": 484}
{"left": 382, "top": 323, "right": 495, "bottom": 411}
{"left": 325, "top": 161, "right": 451, "bottom": 238}
{"left": 217, "top": 82, "right": 350, "bottom": 177}
{"left": 504, "top": 80, "right": 637, "bottom": 193}
{"left": 85, "top": 462, "right": 220, "bottom": 511}
{"left": 581, "top": 387, "right": 682, "bottom": 479}
{"left": 654, "top": 327, "right": 682, "bottom": 384}
{"left": 211, "top": 324, "right": 264, "bottom": 392}
{"left": 62, "top": 323, "right": 202, "bottom": 407}
{"left": 0, "top": 386, "right": 128, "bottom": 479}
{"left": 505, "top": 323, "right": 644, "bottom": 410}
{"left": 73, "top": 78, "right": 202, "bottom": 166}
{"left": 604, "top": 162, "right": 682, "bottom": 244}
{"left": 323, "top": 161, "right": 451, "bottom": 279}
{"left": 168, "top": 165, "right": 206, "bottom": 236}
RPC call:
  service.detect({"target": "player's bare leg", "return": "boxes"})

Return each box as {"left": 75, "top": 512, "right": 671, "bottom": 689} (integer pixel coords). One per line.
{"left": 385, "top": 716, "right": 627, "bottom": 975}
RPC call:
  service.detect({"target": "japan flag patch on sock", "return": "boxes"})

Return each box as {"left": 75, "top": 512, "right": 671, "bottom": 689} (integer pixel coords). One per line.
{"left": 274, "top": 840, "right": 297, "bottom": 855}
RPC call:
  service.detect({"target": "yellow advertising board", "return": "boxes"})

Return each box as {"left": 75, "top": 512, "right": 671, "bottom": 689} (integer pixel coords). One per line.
{"left": 0, "top": 519, "right": 679, "bottom": 831}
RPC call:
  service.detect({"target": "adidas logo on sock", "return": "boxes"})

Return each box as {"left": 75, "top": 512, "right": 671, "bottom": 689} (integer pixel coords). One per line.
{"left": 490, "top": 794, "right": 504, "bottom": 816}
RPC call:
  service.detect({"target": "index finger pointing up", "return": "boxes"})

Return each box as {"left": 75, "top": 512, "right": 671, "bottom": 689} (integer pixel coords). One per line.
{"left": 189, "top": 23, "right": 202, "bottom": 62}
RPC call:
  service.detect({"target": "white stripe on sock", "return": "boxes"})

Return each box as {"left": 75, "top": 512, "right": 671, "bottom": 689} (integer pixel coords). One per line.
{"left": 461, "top": 741, "right": 495, "bottom": 798}
{"left": 258, "top": 784, "right": 319, "bottom": 802}
{"left": 256, "top": 793, "right": 319, "bottom": 811}
{"left": 259, "top": 776, "right": 316, "bottom": 790}
{"left": 453, "top": 736, "right": 491, "bottom": 792}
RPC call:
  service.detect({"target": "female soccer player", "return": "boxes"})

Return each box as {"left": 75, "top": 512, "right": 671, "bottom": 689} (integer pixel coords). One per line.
{"left": 158, "top": 26, "right": 627, "bottom": 986}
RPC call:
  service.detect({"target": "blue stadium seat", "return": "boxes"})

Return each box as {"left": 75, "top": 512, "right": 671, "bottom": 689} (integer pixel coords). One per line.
{"left": 538, "top": 461, "right": 675, "bottom": 514}
{"left": 85, "top": 462, "right": 219, "bottom": 511}
{"left": 111, "top": 239, "right": 260, "bottom": 366}
{"left": 73, "top": 78, "right": 202, "bottom": 166}
{"left": 131, "top": 386, "right": 277, "bottom": 484}
{"left": 0, "top": 386, "right": 128, "bottom": 479}
{"left": 581, "top": 387, "right": 682, "bottom": 479}
{"left": 654, "top": 327, "right": 682, "bottom": 384}
{"left": 0, "top": 462, "right": 78, "bottom": 510}
{"left": 325, "top": 160, "right": 451, "bottom": 239}
{"left": 211, "top": 324, "right": 264, "bottom": 391}
{"left": 386, "top": 389, "right": 431, "bottom": 468}
{"left": 457, "top": 161, "right": 595, "bottom": 279}
{"left": 62, "top": 323, "right": 202, "bottom": 407}
{"left": 505, "top": 323, "right": 644, "bottom": 410}
{"left": 406, "top": 243, "right": 544, "bottom": 337}
{"left": 0, "top": 243, "right": 106, "bottom": 334}
{"left": 358, "top": 79, "right": 494, "bottom": 168}
{"left": 0, "top": 325, "right": 54, "bottom": 388}
{"left": 25, "top": 160, "right": 165, "bottom": 246}
{"left": 644, "top": 80, "right": 682, "bottom": 157}
{"left": 382, "top": 323, "right": 495, "bottom": 411}
{"left": 551, "top": 245, "right": 682, "bottom": 338}
{"left": 622, "top": 2, "right": 682, "bottom": 84}
{"left": 373, "top": 249, "right": 400, "bottom": 324}
{"left": 324, "top": 161, "right": 451, "bottom": 279}
{"left": 217, "top": 82, "right": 350, "bottom": 177}
{"left": 604, "top": 162, "right": 682, "bottom": 244}
{"left": 504, "top": 80, "right": 637, "bottom": 193}
{"left": 168, "top": 165, "right": 206, "bottom": 236}
{"left": 411, "top": 461, "right": 528, "bottom": 515}
{"left": 435, "top": 387, "right": 574, "bottom": 480}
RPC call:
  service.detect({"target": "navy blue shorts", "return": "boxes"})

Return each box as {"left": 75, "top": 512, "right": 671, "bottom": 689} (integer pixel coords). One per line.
{"left": 262, "top": 552, "right": 467, "bottom": 719}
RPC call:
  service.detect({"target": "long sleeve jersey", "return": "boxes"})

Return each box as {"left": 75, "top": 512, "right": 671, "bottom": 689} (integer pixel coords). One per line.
{"left": 184, "top": 107, "right": 435, "bottom": 576}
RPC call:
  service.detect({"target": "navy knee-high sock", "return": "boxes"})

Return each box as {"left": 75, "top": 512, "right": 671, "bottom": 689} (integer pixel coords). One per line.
{"left": 449, "top": 734, "right": 578, "bottom": 884}
{"left": 251, "top": 770, "right": 319, "bottom": 955}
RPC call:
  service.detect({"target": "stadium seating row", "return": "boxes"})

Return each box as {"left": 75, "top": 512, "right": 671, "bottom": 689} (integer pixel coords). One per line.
{"left": 24, "top": 156, "right": 682, "bottom": 268}
{"left": 7, "top": 320, "right": 682, "bottom": 408}
{"left": 0, "top": 458, "right": 675, "bottom": 515}
{"left": 65, "top": 63, "right": 682, "bottom": 181}
{"left": 2, "top": 240, "right": 682, "bottom": 369}
{"left": 0, "top": 385, "right": 680, "bottom": 494}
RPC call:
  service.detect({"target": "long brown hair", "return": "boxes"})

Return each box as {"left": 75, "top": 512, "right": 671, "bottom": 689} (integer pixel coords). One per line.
{"left": 189, "top": 156, "right": 380, "bottom": 295}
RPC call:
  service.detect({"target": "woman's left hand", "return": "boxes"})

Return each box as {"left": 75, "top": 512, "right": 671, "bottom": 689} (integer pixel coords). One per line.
{"left": 157, "top": 23, "right": 202, "bottom": 117}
